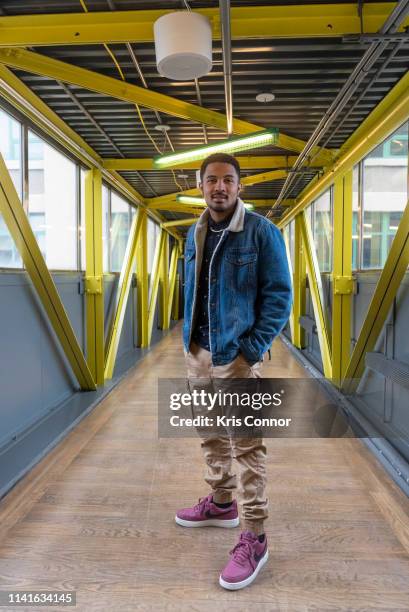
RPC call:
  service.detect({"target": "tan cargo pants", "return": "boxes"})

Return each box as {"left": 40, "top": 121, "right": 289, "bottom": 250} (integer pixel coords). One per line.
{"left": 185, "top": 342, "right": 267, "bottom": 535}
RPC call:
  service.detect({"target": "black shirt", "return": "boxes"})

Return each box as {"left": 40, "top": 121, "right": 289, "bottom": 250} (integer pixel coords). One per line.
{"left": 192, "top": 212, "right": 234, "bottom": 351}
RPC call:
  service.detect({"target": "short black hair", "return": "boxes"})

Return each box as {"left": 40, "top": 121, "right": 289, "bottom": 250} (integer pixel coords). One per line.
{"left": 199, "top": 153, "right": 241, "bottom": 182}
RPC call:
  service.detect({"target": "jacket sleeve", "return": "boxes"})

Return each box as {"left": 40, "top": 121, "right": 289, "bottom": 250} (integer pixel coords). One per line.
{"left": 238, "top": 220, "right": 293, "bottom": 362}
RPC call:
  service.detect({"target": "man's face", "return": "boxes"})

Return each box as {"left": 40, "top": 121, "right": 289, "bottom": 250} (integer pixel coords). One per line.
{"left": 199, "top": 162, "right": 242, "bottom": 215}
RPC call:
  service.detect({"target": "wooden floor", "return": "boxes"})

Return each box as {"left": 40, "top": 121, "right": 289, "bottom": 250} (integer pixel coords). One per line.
{"left": 1, "top": 323, "right": 409, "bottom": 611}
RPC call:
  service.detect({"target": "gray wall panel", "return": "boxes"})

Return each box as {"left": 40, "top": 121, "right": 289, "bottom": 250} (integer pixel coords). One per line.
{"left": 0, "top": 268, "right": 180, "bottom": 499}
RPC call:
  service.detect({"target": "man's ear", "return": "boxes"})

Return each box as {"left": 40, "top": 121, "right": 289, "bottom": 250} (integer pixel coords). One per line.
{"left": 238, "top": 182, "right": 243, "bottom": 195}
{"left": 199, "top": 181, "right": 203, "bottom": 194}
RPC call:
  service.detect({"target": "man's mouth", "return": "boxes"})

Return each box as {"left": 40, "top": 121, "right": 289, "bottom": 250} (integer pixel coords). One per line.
{"left": 212, "top": 194, "right": 227, "bottom": 200}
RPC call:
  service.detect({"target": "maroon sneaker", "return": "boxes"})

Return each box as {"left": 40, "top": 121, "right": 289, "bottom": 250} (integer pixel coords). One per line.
{"left": 175, "top": 494, "right": 239, "bottom": 528}
{"left": 219, "top": 531, "right": 269, "bottom": 590}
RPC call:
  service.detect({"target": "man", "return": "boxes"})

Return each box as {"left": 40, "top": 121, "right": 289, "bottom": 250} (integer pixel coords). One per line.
{"left": 175, "top": 152, "right": 292, "bottom": 590}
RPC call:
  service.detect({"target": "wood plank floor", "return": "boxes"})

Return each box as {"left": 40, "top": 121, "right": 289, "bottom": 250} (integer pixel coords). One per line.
{"left": 1, "top": 323, "right": 409, "bottom": 611}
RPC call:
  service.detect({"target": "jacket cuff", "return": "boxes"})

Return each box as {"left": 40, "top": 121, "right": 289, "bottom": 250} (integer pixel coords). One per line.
{"left": 238, "top": 336, "right": 260, "bottom": 364}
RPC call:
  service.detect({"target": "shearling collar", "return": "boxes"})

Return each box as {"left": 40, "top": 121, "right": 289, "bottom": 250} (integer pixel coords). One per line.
{"left": 194, "top": 197, "right": 246, "bottom": 238}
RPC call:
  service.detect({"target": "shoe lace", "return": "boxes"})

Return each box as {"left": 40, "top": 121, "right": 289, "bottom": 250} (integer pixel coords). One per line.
{"left": 193, "top": 495, "right": 212, "bottom": 514}
{"left": 229, "top": 532, "right": 256, "bottom": 566}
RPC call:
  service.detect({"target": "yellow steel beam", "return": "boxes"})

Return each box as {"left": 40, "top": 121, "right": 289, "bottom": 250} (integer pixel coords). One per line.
{"left": 282, "top": 228, "right": 295, "bottom": 343}
{"left": 150, "top": 204, "right": 204, "bottom": 215}
{"left": 84, "top": 167, "right": 104, "bottom": 386}
{"left": 159, "top": 233, "right": 170, "bottom": 330}
{"left": 136, "top": 210, "right": 149, "bottom": 348}
{"left": 172, "top": 273, "right": 180, "bottom": 321}
{"left": 148, "top": 230, "right": 166, "bottom": 344}
{"left": 162, "top": 218, "right": 198, "bottom": 228}
{"left": 147, "top": 170, "right": 289, "bottom": 208}
{"left": 104, "top": 209, "right": 143, "bottom": 379}
{"left": 167, "top": 243, "right": 180, "bottom": 328}
{"left": 278, "top": 71, "right": 409, "bottom": 228}
{"left": 0, "top": 64, "right": 183, "bottom": 241}
{"left": 342, "top": 197, "right": 409, "bottom": 394}
{"left": 147, "top": 199, "right": 294, "bottom": 211}
{"left": 103, "top": 156, "right": 322, "bottom": 171}
{"left": 0, "top": 152, "right": 96, "bottom": 390}
{"left": 292, "top": 215, "right": 307, "bottom": 349}
{"left": 332, "top": 171, "right": 353, "bottom": 387}
{"left": 0, "top": 5, "right": 406, "bottom": 46}
{"left": 0, "top": 48, "right": 333, "bottom": 165}
{"left": 299, "top": 211, "right": 332, "bottom": 379}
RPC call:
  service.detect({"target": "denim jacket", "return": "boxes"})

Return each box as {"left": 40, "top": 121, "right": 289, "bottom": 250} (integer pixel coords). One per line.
{"left": 183, "top": 198, "right": 293, "bottom": 365}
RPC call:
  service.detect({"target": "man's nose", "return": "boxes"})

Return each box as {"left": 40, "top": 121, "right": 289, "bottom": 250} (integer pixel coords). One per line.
{"left": 214, "top": 179, "right": 226, "bottom": 190}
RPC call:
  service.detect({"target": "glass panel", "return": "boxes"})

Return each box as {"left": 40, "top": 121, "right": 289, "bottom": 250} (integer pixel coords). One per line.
{"left": 28, "top": 131, "right": 78, "bottom": 270}
{"left": 147, "top": 218, "right": 159, "bottom": 275}
{"left": 352, "top": 164, "right": 359, "bottom": 270}
{"left": 313, "top": 189, "right": 332, "bottom": 273}
{"left": 110, "top": 191, "right": 130, "bottom": 272}
{"left": 102, "top": 185, "right": 109, "bottom": 273}
{"left": 80, "top": 169, "right": 86, "bottom": 270}
{"left": 289, "top": 220, "right": 295, "bottom": 270}
{"left": 0, "top": 109, "right": 22, "bottom": 268}
{"left": 362, "top": 123, "right": 408, "bottom": 269}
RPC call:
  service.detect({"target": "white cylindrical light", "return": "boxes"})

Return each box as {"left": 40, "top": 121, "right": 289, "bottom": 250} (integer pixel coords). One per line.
{"left": 154, "top": 11, "right": 212, "bottom": 81}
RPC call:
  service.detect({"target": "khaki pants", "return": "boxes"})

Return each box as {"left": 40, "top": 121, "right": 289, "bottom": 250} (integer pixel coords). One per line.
{"left": 185, "top": 342, "right": 267, "bottom": 535}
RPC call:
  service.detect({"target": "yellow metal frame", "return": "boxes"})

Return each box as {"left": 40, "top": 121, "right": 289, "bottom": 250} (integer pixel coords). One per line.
{"left": 292, "top": 215, "right": 307, "bottom": 349}
{"left": 0, "top": 48, "right": 334, "bottom": 166}
{"left": 84, "top": 168, "right": 104, "bottom": 386}
{"left": 148, "top": 199, "right": 294, "bottom": 212}
{"left": 104, "top": 210, "right": 143, "bottom": 380}
{"left": 342, "top": 197, "right": 409, "bottom": 394}
{"left": 159, "top": 233, "right": 170, "bottom": 330}
{"left": 136, "top": 211, "right": 149, "bottom": 348}
{"left": 162, "top": 218, "right": 198, "bottom": 228}
{"left": 0, "top": 64, "right": 182, "bottom": 243}
{"left": 103, "top": 156, "right": 320, "bottom": 171}
{"left": 278, "top": 71, "right": 409, "bottom": 228}
{"left": 167, "top": 243, "right": 180, "bottom": 329}
{"left": 0, "top": 152, "right": 96, "bottom": 390}
{"left": 147, "top": 230, "right": 167, "bottom": 345}
{"left": 0, "top": 5, "right": 406, "bottom": 46}
{"left": 282, "top": 227, "right": 295, "bottom": 343}
{"left": 299, "top": 211, "right": 332, "bottom": 378}
{"left": 147, "top": 170, "right": 289, "bottom": 209}
{"left": 331, "top": 171, "right": 353, "bottom": 387}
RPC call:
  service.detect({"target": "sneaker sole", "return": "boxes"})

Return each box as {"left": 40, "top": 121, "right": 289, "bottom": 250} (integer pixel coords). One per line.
{"left": 219, "top": 549, "right": 269, "bottom": 590}
{"left": 175, "top": 515, "right": 239, "bottom": 528}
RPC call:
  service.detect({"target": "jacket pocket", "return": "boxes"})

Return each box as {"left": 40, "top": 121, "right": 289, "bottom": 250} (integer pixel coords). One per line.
{"left": 224, "top": 248, "right": 257, "bottom": 266}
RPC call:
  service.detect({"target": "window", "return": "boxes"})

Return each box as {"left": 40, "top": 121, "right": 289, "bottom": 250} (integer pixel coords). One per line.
{"left": 28, "top": 131, "right": 78, "bottom": 270}
{"left": 313, "top": 189, "right": 333, "bottom": 273}
{"left": 147, "top": 218, "right": 160, "bottom": 275}
{"left": 288, "top": 220, "right": 295, "bottom": 271}
{"left": 361, "top": 123, "right": 408, "bottom": 269}
{"left": 0, "top": 109, "right": 22, "bottom": 268}
{"left": 110, "top": 192, "right": 130, "bottom": 272}
{"left": 102, "top": 185, "right": 109, "bottom": 272}
{"left": 352, "top": 165, "right": 359, "bottom": 270}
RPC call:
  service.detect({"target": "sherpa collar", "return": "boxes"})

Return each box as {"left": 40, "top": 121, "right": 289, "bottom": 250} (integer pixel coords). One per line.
{"left": 194, "top": 197, "right": 245, "bottom": 238}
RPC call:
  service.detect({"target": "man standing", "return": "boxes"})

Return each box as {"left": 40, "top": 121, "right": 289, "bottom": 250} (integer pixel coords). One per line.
{"left": 175, "top": 153, "right": 292, "bottom": 590}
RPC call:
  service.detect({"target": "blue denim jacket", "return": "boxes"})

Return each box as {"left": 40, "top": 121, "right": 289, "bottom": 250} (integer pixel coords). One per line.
{"left": 183, "top": 198, "right": 293, "bottom": 365}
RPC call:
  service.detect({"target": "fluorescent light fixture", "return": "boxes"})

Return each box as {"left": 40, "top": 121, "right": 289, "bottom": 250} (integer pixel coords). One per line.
{"left": 176, "top": 195, "right": 255, "bottom": 211}
{"left": 363, "top": 223, "right": 372, "bottom": 228}
{"left": 176, "top": 195, "right": 206, "bottom": 206}
{"left": 389, "top": 225, "right": 398, "bottom": 230}
{"left": 154, "top": 129, "right": 279, "bottom": 169}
